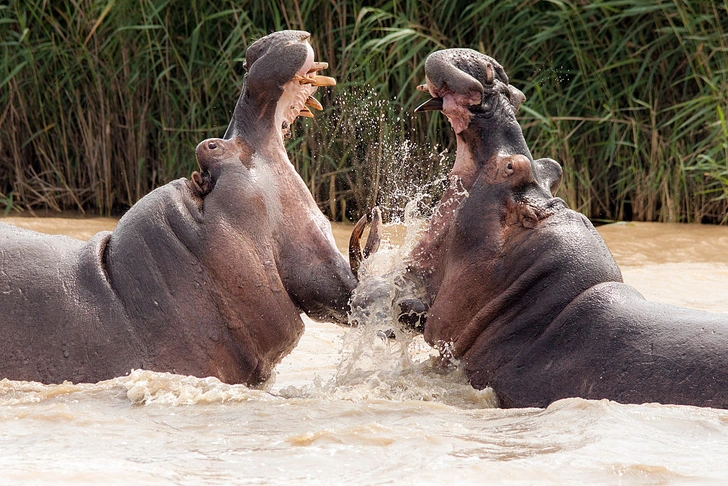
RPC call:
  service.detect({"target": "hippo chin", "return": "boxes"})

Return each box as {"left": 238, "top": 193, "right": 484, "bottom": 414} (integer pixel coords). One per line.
{"left": 0, "top": 30, "right": 356, "bottom": 386}
{"left": 402, "top": 48, "right": 728, "bottom": 409}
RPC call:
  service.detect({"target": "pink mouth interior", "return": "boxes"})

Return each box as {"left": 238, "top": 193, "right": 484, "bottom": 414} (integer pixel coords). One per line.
{"left": 426, "top": 79, "right": 480, "bottom": 134}
{"left": 279, "top": 43, "right": 319, "bottom": 135}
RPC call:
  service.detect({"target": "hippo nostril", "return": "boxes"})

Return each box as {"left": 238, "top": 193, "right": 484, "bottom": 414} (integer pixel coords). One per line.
{"left": 208, "top": 141, "right": 217, "bottom": 150}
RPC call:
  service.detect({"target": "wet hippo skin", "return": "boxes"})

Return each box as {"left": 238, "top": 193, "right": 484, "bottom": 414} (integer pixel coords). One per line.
{"left": 0, "top": 30, "right": 356, "bottom": 385}
{"left": 406, "top": 48, "right": 728, "bottom": 408}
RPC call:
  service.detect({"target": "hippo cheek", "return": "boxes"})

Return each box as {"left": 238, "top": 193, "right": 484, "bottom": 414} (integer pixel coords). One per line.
{"left": 277, "top": 235, "right": 357, "bottom": 323}
{"left": 195, "top": 162, "right": 355, "bottom": 324}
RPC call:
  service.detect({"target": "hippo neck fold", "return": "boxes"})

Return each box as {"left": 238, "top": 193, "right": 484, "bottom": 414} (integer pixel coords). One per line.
{"left": 427, "top": 208, "right": 623, "bottom": 366}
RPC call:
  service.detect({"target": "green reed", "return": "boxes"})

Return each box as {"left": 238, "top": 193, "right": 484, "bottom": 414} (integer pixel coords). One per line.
{"left": 1, "top": 0, "right": 727, "bottom": 223}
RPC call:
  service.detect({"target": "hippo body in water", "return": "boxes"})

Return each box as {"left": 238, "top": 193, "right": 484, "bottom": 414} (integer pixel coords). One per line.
{"left": 0, "top": 30, "right": 355, "bottom": 385}
{"left": 400, "top": 48, "right": 728, "bottom": 409}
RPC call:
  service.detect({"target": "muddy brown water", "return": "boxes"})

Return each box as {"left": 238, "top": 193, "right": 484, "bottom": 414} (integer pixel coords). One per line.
{"left": 1, "top": 215, "right": 728, "bottom": 484}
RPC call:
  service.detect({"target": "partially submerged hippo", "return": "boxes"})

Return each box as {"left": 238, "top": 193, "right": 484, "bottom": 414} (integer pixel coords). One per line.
{"left": 395, "top": 48, "right": 728, "bottom": 408}
{"left": 0, "top": 30, "right": 356, "bottom": 385}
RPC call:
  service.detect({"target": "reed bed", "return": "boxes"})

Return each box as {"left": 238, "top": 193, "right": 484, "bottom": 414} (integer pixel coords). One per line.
{"left": 1, "top": 0, "right": 726, "bottom": 223}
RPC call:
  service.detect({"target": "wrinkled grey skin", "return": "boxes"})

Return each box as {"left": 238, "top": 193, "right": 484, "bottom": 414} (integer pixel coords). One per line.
{"left": 407, "top": 48, "right": 728, "bottom": 409}
{"left": 0, "top": 30, "right": 355, "bottom": 385}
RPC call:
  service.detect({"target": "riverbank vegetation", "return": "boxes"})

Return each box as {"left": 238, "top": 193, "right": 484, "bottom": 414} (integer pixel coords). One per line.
{"left": 2, "top": 0, "right": 727, "bottom": 223}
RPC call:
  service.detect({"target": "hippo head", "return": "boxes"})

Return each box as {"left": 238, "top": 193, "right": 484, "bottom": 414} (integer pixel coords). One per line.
{"left": 398, "top": 49, "right": 569, "bottom": 352}
{"left": 188, "top": 31, "right": 355, "bottom": 327}
{"left": 415, "top": 49, "right": 559, "bottom": 196}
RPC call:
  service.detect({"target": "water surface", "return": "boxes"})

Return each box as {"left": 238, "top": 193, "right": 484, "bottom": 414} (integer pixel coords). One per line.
{"left": 1, "top": 216, "right": 727, "bottom": 485}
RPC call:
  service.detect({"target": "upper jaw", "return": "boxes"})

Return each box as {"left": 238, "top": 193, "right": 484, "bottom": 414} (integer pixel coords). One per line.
{"left": 414, "top": 49, "right": 523, "bottom": 134}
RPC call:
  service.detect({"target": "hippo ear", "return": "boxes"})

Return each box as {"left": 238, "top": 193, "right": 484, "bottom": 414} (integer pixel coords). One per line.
{"left": 188, "top": 170, "right": 214, "bottom": 199}
{"left": 507, "top": 85, "right": 526, "bottom": 114}
{"left": 533, "top": 158, "right": 563, "bottom": 196}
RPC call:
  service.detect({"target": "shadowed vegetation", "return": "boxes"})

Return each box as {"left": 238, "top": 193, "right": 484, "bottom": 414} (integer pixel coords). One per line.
{"left": 1, "top": 0, "right": 727, "bottom": 223}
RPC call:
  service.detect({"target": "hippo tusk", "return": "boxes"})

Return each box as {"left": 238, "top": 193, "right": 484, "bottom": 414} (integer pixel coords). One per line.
{"left": 305, "top": 96, "right": 323, "bottom": 111}
{"left": 348, "top": 207, "right": 382, "bottom": 276}
{"left": 416, "top": 83, "right": 429, "bottom": 92}
{"left": 298, "top": 107, "right": 314, "bottom": 118}
{"left": 295, "top": 74, "right": 337, "bottom": 87}
{"left": 311, "top": 75, "right": 336, "bottom": 87}
{"left": 309, "top": 61, "right": 329, "bottom": 71}
{"left": 363, "top": 207, "right": 381, "bottom": 258}
{"left": 414, "top": 97, "right": 444, "bottom": 112}
{"left": 349, "top": 215, "right": 368, "bottom": 275}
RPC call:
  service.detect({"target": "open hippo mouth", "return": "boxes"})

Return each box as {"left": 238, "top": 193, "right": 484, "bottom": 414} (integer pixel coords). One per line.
{"left": 411, "top": 48, "right": 544, "bottom": 195}
{"left": 224, "top": 31, "right": 336, "bottom": 143}
{"left": 277, "top": 51, "right": 335, "bottom": 140}
{"left": 414, "top": 48, "right": 525, "bottom": 134}
{"left": 251, "top": 32, "right": 336, "bottom": 141}
{"left": 401, "top": 48, "right": 566, "bottom": 363}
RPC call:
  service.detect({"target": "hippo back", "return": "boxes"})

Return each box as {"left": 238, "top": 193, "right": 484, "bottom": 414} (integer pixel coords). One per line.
{"left": 484, "top": 281, "right": 728, "bottom": 408}
{"left": 0, "top": 222, "right": 142, "bottom": 382}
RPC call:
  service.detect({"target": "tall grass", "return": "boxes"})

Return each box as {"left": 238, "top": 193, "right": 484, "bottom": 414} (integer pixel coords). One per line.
{"left": 1, "top": 0, "right": 727, "bottom": 223}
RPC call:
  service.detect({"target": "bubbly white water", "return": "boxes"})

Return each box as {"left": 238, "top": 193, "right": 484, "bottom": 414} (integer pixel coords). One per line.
{"left": 1, "top": 216, "right": 728, "bottom": 485}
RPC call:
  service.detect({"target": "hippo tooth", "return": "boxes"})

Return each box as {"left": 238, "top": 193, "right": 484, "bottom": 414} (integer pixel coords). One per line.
{"left": 416, "top": 83, "right": 429, "bottom": 91}
{"left": 414, "top": 97, "right": 444, "bottom": 112}
{"left": 299, "top": 107, "right": 314, "bottom": 118}
{"left": 310, "top": 75, "right": 336, "bottom": 87}
{"left": 295, "top": 74, "right": 336, "bottom": 87}
{"left": 309, "top": 61, "right": 329, "bottom": 72}
{"left": 305, "top": 96, "right": 323, "bottom": 111}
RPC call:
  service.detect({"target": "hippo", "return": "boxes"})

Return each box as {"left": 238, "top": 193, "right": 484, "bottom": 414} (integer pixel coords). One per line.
{"left": 391, "top": 48, "right": 728, "bottom": 409}
{"left": 0, "top": 30, "right": 356, "bottom": 385}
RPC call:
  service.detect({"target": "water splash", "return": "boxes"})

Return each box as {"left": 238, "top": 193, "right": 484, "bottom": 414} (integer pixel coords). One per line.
{"left": 531, "top": 62, "right": 571, "bottom": 85}
{"left": 0, "top": 370, "right": 277, "bottom": 407}
{"left": 279, "top": 194, "right": 497, "bottom": 409}
{"left": 121, "top": 370, "right": 276, "bottom": 406}
{"left": 0, "top": 378, "right": 94, "bottom": 405}
{"left": 309, "top": 86, "right": 453, "bottom": 222}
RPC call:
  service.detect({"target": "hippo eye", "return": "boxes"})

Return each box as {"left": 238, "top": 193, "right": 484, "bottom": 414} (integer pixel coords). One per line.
{"left": 208, "top": 141, "right": 217, "bottom": 150}
{"left": 507, "top": 162, "right": 513, "bottom": 171}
